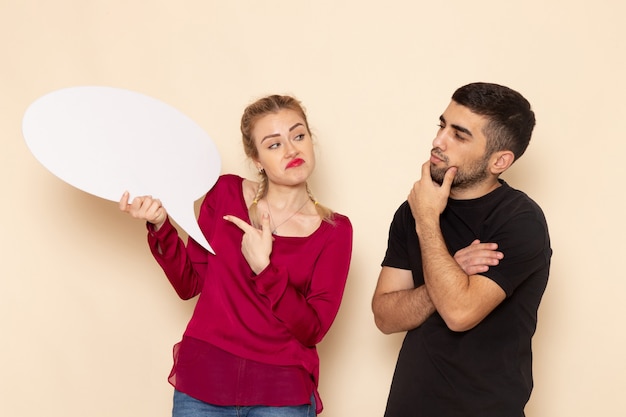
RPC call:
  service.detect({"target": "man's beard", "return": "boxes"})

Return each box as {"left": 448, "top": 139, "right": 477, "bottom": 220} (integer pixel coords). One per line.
{"left": 430, "top": 150, "right": 490, "bottom": 190}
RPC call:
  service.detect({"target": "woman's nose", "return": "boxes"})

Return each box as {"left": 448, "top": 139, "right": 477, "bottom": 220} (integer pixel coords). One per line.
{"left": 284, "top": 140, "right": 298, "bottom": 156}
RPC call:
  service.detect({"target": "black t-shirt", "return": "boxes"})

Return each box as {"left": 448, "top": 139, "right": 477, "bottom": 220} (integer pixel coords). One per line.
{"left": 382, "top": 180, "right": 551, "bottom": 417}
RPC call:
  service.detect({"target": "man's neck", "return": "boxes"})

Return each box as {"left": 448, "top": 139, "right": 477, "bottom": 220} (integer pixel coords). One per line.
{"left": 449, "top": 178, "right": 502, "bottom": 200}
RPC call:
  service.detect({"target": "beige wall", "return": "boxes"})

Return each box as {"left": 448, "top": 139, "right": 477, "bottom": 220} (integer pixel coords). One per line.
{"left": 1, "top": 1, "right": 624, "bottom": 416}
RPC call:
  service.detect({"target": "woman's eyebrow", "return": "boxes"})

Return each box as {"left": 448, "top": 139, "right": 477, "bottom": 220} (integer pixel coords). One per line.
{"left": 261, "top": 133, "right": 280, "bottom": 143}
{"left": 289, "top": 122, "right": 304, "bottom": 132}
{"left": 261, "top": 123, "right": 305, "bottom": 143}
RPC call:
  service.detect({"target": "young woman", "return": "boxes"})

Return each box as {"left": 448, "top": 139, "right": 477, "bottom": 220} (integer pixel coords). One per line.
{"left": 119, "top": 95, "right": 353, "bottom": 416}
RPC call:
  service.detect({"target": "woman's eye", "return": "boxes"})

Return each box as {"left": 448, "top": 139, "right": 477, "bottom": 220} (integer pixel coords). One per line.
{"left": 294, "top": 133, "right": 305, "bottom": 141}
{"left": 268, "top": 142, "right": 280, "bottom": 149}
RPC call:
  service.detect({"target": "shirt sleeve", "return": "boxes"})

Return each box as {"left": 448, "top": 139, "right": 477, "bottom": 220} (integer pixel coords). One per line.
{"left": 145, "top": 176, "right": 230, "bottom": 300}
{"left": 147, "top": 217, "right": 209, "bottom": 300}
{"left": 382, "top": 201, "right": 413, "bottom": 270}
{"left": 250, "top": 216, "right": 353, "bottom": 347}
{"left": 483, "top": 210, "right": 551, "bottom": 297}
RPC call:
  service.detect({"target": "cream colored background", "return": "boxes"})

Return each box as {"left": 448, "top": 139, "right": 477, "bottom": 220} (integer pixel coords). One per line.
{"left": 1, "top": 1, "right": 624, "bottom": 416}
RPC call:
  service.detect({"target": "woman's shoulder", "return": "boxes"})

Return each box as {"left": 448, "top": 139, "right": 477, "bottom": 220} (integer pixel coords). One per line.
{"left": 217, "top": 173, "right": 244, "bottom": 186}
{"left": 327, "top": 211, "right": 352, "bottom": 233}
{"left": 203, "top": 174, "right": 245, "bottom": 203}
{"left": 317, "top": 212, "right": 352, "bottom": 251}
{"left": 212, "top": 174, "right": 251, "bottom": 193}
{"left": 330, "top": 211, "right": 351, "bottom": 224}
{"left": 214, "top": 174, "right": 258, "bottom": 207}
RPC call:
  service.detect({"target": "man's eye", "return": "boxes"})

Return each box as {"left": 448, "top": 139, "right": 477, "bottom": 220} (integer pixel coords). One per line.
{"left": 437, "top": 124, "right": 445, "bottom": 129}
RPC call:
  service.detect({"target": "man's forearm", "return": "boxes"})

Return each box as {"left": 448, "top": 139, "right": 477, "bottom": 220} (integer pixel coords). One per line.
{"left": 418, "top": 221, "right": 478, "bottom": 331}
{"left": 373, "top": 285, "right": 436, "bottom": 334}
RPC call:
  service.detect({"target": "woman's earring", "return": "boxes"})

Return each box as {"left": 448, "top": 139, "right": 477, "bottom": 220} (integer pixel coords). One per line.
{"left": 258, "top": 166, "right": 264, "bottom": 174}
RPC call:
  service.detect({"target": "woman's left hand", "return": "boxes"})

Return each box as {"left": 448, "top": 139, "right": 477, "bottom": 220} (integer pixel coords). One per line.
{"left": 223, "top": 213, "right": 273, "bottom": 274}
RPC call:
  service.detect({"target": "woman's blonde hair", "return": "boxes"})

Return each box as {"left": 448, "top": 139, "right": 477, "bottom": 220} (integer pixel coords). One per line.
{"left": 240, "top": 94, "right": 334, "bottom": 227}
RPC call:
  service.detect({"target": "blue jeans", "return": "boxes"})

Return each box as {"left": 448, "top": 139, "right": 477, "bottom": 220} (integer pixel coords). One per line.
{"left": 172, "top": 390, "right": 316, "bottom": 417}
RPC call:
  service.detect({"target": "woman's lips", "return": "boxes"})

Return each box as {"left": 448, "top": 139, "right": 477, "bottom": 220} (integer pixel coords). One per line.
{"left": 286, "top": 158, "right": 304, "bottom": 168}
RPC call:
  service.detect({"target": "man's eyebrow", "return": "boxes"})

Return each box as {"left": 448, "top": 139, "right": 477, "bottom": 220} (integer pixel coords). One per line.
{"left": 440, "top": 115, "right": 473, "bottom": 137}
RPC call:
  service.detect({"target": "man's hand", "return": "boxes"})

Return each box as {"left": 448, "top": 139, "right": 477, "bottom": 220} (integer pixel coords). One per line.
{"left": 454, "top": 239, "right": 503, "bottom": 275}
{"left": 408, "top": 161, "right": 457, "bottom": 231}
{"left": 223, "top": 213, "right": 273, "bottom": 274}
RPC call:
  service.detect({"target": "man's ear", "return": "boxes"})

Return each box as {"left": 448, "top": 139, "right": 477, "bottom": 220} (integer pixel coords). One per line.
{"left": 490, "top": 150, "right": 515, "bottom": 175}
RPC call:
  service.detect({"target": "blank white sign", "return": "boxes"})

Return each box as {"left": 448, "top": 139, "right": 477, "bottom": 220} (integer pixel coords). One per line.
{"left": 22, "top": 86, "right": 221, "bottom": 253}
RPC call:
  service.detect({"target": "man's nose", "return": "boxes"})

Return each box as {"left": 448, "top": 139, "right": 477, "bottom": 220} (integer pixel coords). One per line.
{"left": 432, "top": 130, "right": 447, "bottom": 150}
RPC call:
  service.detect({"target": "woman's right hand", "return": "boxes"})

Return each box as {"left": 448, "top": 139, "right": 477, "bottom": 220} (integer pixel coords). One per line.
{"left": 223, "top": 212, "right": 273, "bottom": 275}
{"left": 119, "top": 191, "right": 168, "bottom": 231}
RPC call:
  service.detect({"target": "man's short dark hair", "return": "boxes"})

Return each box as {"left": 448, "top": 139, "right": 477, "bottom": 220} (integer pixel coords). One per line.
{"left": 452, "top": 82, "right": 536, "bottom": 160}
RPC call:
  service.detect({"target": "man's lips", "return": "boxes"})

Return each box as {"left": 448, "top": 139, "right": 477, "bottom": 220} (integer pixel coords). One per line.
{"left": 286, "top": 158, "right": 304, "bottom": 168}
{"left": 430, "top": 154, "right": 444, "bottom": 164}
{"left": 430, "top": 151, "right": 447, "bottom": 164}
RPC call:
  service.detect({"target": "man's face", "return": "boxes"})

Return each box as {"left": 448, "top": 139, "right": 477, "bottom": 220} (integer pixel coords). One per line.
{"left": 429, "top": 101, "right": 491, "bottom": 190}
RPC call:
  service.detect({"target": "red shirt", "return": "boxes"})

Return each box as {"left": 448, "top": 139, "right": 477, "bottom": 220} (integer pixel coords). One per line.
{"left": 147, "top": 175, "right": 353, "bottom": 414}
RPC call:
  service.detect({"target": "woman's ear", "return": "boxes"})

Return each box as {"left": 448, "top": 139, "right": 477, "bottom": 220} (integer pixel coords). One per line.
{"left": 251, "top": 158, "right": 263, "bottom": 173}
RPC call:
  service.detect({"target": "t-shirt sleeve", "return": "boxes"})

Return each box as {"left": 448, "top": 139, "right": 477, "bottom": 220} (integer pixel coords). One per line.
{"left": 382, "top": 201, "right": 413, "bottom": 270}
{"left": 482, "top": 210, "right": 551, "bottom": 297}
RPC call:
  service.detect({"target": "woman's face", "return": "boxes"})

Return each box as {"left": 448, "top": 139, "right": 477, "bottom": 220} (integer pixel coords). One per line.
{"left": 252, "top": 109, "right": 315, "bottom": 187}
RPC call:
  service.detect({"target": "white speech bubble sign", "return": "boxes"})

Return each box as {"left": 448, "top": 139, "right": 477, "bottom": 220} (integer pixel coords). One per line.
{"left": 22, "top": 86, "right": 220, "bottom": 253}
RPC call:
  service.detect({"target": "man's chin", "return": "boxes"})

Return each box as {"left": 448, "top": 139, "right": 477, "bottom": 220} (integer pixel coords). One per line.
{"left": 430, "top": 169, "right": 446, "bottom": 185}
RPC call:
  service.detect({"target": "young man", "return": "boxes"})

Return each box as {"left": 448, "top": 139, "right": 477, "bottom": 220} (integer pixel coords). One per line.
{"left": 372, "top": 82, "right": 552, "bottom": 417}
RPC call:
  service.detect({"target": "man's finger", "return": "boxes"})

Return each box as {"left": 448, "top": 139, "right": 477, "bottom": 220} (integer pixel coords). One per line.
{"left": 442, "top": 166, "right": 457, "bottom": 191}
